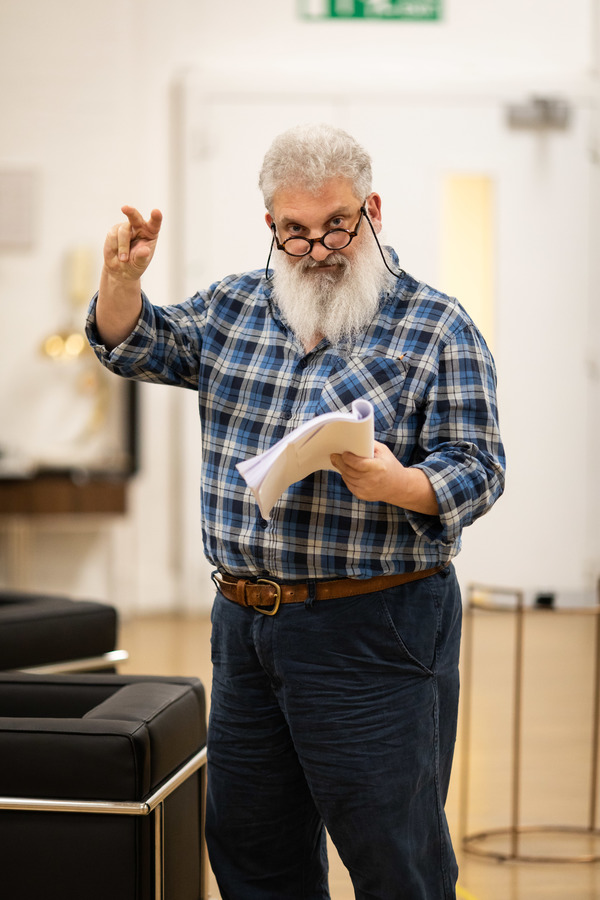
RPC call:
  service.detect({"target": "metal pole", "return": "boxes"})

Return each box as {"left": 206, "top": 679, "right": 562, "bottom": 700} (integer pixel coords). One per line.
{"left": 509, "top": 590, "right": 525, "bottom": 859}
{"left": 155, "top": 802, "right": 164, "bottom": 900}
{"left": 589, "top": 578, "right": 600, "bottom": 831}
{"left": 458, "top": 589, "right": 474, "bottom": 845}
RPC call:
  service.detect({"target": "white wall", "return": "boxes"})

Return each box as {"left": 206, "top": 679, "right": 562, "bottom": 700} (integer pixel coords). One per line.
{"left": 0, "top": 0, "right": 598, "bottom": 613}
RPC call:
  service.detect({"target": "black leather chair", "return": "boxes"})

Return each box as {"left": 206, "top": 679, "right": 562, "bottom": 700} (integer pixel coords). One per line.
{"left": 0, "top": 672, "right": 208, "bottom": 899}
{"left": 0, "top": 590, "right": 127, "bottom": 672}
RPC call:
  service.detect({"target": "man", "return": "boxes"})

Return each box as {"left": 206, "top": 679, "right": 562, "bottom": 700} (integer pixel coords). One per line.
{"left": 87, "top": 123, "right": 505, "bottom": 900}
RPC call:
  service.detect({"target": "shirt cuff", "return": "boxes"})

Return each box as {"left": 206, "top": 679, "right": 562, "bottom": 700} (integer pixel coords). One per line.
{"left": 404, "top": 463, "right": 465, "bottom": 545}
{"left": 85, "top": 291, "right": 155, "bottom": 367}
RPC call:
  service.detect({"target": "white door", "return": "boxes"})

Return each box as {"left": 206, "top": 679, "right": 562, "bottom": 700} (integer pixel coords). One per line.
{"left": 173, "top": 76, "right": 598, "bottom": 607}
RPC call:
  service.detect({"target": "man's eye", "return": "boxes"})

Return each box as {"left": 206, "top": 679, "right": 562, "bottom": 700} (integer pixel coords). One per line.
{"left": 330, "top": 217, "right": 344, "bottom": 228}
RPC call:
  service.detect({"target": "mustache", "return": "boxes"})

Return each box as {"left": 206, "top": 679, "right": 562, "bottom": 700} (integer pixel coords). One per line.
{"left": 298, "top": 252, "right": 349, "bottom": 271}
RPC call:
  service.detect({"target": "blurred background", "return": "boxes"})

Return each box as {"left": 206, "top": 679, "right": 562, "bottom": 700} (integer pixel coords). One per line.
{"left": 0, "top": 0, "right": 599, "bottom": 617}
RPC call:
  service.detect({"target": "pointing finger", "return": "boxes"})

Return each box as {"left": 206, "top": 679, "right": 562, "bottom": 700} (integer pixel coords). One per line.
{"left": 148, "top": 208, "right": 163, "bottom": 234}
{"left": 121, "top": 206, "right": 163, "bottom": 238}
{"left": 121, "top": 205, "right": 146, "bottom": 229}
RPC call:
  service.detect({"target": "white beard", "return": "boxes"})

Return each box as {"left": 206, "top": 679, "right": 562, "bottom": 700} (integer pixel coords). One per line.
{"left": 270, "top": 234, "right": 393, "bottom": 349}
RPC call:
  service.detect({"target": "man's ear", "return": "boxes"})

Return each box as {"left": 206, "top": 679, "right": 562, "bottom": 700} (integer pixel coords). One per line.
{"left": 365, "top": 193, "right": 382, "bottom": 234}
{"left": 265, "top": 212, "right": 273, "bottom": 229}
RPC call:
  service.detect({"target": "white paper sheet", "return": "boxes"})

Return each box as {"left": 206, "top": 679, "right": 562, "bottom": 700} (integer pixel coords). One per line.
{"left": 236, "top": 399, "right": 374, "bottom": 518}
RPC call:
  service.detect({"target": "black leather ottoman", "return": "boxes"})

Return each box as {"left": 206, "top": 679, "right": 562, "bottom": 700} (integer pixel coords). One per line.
{"left": 0, "top": 672, "right": 208, "bottom": 899}
{"left": 0, "top": 590, "right": 126, "bottom": 672}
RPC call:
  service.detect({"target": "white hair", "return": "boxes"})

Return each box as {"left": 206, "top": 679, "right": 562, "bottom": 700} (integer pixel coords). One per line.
{"left": 258, "top": 123, "right": 373, "bottom": 212}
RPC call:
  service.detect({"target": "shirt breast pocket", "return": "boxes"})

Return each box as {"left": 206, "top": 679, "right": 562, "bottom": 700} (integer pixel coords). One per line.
{"left": 316, "top": 354, "right": 412, "bottom": 437}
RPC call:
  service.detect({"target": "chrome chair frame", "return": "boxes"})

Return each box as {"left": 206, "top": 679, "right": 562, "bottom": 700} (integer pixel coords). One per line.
{"left": 12, "top": 648, "right": 129, "bottom": 675}
{"left": 0, "top": 745, "right": 208, "bottom": 900}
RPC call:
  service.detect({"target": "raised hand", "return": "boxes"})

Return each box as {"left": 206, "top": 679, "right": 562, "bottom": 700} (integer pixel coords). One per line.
{"left": 103, "top": 206, "right": 163, "bottom": 282}
{"left": 96, "top": 206, "right": 163, "bottom": 349}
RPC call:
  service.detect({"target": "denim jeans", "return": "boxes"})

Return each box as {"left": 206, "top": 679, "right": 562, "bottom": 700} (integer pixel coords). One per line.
{"left": 205, "top": 566, "right": 462, "bottom": 900}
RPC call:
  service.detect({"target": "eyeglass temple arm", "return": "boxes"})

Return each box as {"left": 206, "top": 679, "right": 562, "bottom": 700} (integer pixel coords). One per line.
{"left": 265, "top": 228, "right": 276, "bottom": 280}
{"left": 361, "top": 207, "right": 405, "bottom": 280}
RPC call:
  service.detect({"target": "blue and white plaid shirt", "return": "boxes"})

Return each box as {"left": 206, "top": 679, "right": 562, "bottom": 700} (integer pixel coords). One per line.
{"left": 86, "top": 250, "right": 505, "bottom": 580}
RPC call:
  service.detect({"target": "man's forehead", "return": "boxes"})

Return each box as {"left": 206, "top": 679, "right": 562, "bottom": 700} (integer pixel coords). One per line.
{"left": 271, "top": 177, "right": 361, "bottom": 220}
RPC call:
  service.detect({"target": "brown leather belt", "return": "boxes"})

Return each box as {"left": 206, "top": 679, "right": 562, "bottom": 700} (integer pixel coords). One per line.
{"left": 215, "top": 566, "right": 444, "bottom": 616}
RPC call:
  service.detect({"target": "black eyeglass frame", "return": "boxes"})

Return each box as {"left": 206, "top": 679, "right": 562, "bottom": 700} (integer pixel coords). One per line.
{"left": 271, "top": 207, "right": 365, "bottom": 258}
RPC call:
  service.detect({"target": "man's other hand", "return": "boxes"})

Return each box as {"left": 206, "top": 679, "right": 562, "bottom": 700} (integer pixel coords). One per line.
{"left": 331, "top": 442, "right": 438, "bottom": 515}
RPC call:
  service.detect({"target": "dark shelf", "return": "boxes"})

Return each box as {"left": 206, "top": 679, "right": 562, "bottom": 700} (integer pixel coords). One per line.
{"left": 0, "top": 473, "right": 129, "bottom": 515}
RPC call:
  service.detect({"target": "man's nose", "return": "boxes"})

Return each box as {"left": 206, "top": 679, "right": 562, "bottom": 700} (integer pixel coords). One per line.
{"left": 309, "top": 240, "right": 333, "bottom": 261}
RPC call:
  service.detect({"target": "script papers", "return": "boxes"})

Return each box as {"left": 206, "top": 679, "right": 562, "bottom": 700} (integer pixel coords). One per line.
{"left": 236, "top": 399, "right": 374, "bottom": 518}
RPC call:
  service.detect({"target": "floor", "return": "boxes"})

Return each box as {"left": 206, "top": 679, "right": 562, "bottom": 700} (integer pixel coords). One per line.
{"left": 119, "top": 605, "right": 600, "bottom": 900}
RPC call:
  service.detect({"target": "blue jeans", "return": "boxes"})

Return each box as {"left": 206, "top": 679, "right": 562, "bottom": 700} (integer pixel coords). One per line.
{"left": 205, "top": 566, "right": 461, "bottom": 900}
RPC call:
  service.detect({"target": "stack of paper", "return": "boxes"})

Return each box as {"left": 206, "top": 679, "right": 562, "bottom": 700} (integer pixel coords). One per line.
{"left": 236, "top": 399, "right": 374, "bottom": 518}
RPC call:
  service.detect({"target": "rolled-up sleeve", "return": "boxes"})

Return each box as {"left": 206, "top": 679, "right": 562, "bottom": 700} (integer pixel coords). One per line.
{"left": 406, "top": 324, "right": 506, "bottom": 544}
{"left": 85, "top": 290, "right": 209, "bottom": 389}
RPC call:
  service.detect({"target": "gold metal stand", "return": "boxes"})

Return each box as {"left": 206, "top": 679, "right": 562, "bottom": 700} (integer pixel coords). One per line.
{"left": 458, "top": 580, "right": 600, "bottom": 863}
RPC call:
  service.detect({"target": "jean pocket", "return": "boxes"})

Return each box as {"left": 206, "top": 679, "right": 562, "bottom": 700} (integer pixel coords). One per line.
{"left": 377, "top": 578, "right": 441, "bottom": 676}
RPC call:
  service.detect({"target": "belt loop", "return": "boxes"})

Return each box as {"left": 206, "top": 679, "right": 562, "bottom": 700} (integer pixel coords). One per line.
{"left": 304, "top": 579, "right": 316, "bottom": 610}
{"left": 236, "top": 579, "right": 249, "bottom": 606}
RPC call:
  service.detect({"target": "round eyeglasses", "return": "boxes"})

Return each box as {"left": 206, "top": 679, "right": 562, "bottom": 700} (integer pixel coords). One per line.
{"left": 264, "top": 204, "right": 405, "bottom": 281}
{"left": 271, "top": 207, "right": 365, "bottom": 258}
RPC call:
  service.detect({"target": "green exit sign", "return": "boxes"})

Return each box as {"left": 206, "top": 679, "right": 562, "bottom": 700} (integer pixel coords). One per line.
{"left": 299, "top": 0, "right": 441, "bottom": 20}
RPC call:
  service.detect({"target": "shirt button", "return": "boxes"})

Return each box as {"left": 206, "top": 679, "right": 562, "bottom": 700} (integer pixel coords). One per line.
{"left": 282, "top": 409, "right": 292, "bottom": 420}
{"left": 259, "top": 518, "right": 268, "bottom": 529}
{"left": 299, "top": 358, "right": 308, "bottom": 369}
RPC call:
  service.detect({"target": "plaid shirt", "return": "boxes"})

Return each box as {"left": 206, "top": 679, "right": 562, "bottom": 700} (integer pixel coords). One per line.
{"left": 86, "top": 251, "right": 505, "bottom": 580}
